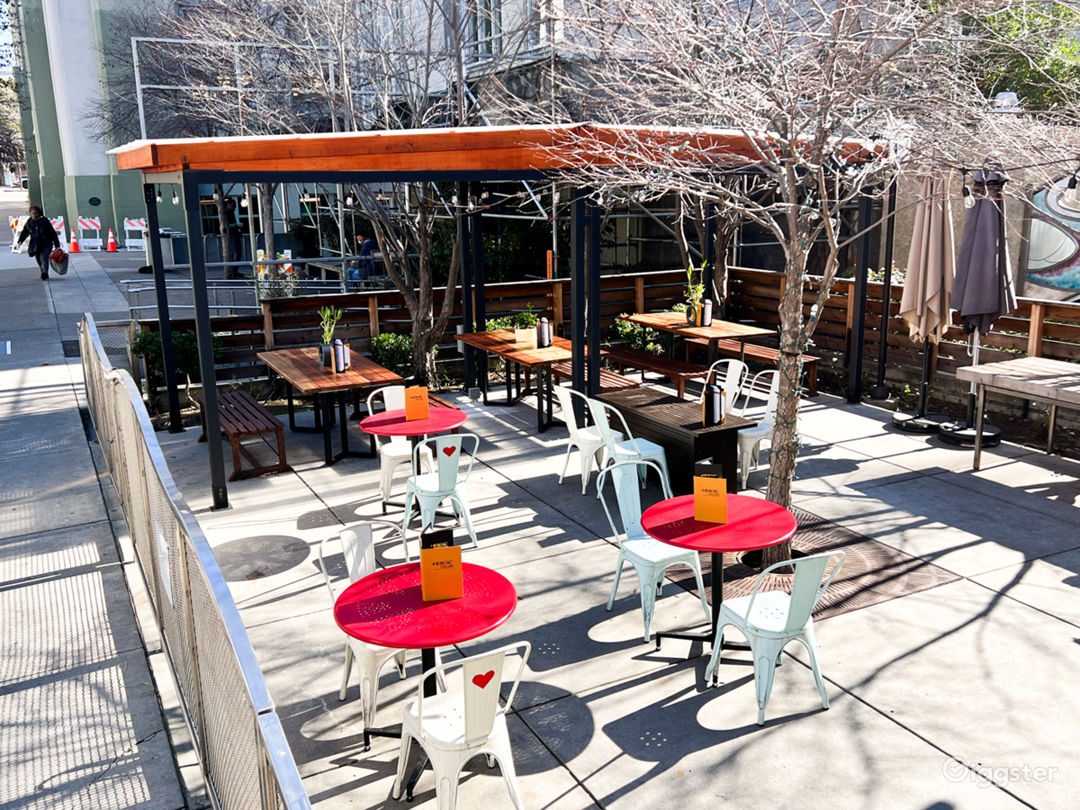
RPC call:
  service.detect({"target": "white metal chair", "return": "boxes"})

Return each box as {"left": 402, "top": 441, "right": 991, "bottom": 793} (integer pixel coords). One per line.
{"left": 553, "top": 385, "right": 623, "bottom": 494}
{"left": 705, "top": 551, "right": 845, "bottom": 725}
{"left": 366, "top": 385, "right": 434, "bottom": 509}
{"left": 401, "top": 433, "right": 480, "bottom": 559}
{"left": 587, "top": 397, "right": 670, "bottom": 491}
{"left": 734, "top": 370, "right": 781, "bottom": 489}
{"left": 318, "top": 522, "right": 408, "bottom": 732}
{"left": 699, "top": 358, "right": 748, "bottom": 409}
{"left": 597, "top": 460, "right": 710, "bottom": 642}
{"left": 392, "top": 641, "right": 531, "bottom": 809}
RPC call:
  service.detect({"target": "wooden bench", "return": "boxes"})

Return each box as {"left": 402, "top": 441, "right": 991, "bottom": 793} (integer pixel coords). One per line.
{"left": 550, "top": 360, "right": 641, "bottom": 393}
{"left": 600, "top": 346, "right": 709, "bottom": 398}
{"left": 196, "top": 390, "right": 291, "bottom": 481}
{"left": 684, "top": 337, "right": 819, "bottom": 396}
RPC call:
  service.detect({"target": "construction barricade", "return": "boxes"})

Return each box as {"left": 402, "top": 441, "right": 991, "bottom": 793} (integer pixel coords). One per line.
{"left": 77, "top": 215, "right": 103, "bottom": 250}
{"left": 124, "top": 218, "right": 147, "bottom": 251}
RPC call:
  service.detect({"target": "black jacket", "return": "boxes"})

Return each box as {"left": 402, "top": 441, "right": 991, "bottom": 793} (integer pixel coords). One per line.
{"left": 18, "top": 216, "right": 61, "bottom": 257}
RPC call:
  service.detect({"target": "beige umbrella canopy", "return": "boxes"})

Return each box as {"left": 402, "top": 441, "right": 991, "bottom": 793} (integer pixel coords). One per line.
{"left": 900, "top": 170, "right": 955, "bottom": 343}
{"left": 894, "top": 168, "right": 955, "bottom": 432}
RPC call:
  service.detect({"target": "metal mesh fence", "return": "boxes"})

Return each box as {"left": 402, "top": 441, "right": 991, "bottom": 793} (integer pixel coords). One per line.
{"left": 79, "top": 315, "right": 310, "bottom": 810}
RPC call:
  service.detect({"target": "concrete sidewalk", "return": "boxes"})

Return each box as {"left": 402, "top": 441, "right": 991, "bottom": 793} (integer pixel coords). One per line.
{"left": 0, "top": 234, "right": 185, "bottom": 809}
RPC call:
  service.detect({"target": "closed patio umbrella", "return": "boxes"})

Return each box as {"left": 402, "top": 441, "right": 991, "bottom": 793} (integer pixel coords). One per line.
{"left": 894, "top": 168, "right": 954, "bottom": 433}
{"left": 939, "top": 166, "right": 1017, "bottom": 446}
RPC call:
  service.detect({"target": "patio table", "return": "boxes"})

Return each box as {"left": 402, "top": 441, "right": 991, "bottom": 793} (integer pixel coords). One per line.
{"left": 956, "top": 356, "right": 1080, "bottom": 470}
{"left": 642, "top": 493, "right": 796, "bottom": 653}
{"left": 618, "top": 311, "right": 772, "bottom": 364}
{"left": 597, "top": 387, "right": 753, "bottom": 493}
{"left": 458, "top": 329, "right": 573, "bottom": 432}
{"left": 333, "top": 561, "right": 517, "bottom": 749}
{"left": 257, "top": 346, "right": 402, "bottom": 465}
{"left": 358, "top": 406, "right": 468, "bottom": 476}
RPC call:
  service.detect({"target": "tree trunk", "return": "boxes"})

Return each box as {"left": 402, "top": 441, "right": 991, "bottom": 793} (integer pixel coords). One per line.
{"left": 215, "top": 184, "right": 237, "bottom": 279}
{"left": 260, "top": 183, "right": 276, "bottom": 263}
{"left": 761, "top": 252, "right": 808, "bottom": 568}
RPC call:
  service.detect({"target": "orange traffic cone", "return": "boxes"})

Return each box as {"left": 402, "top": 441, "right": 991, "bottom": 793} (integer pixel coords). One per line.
{"left": 105, "top": 228, "right": 118, "bottom": 252}
{"left": 69, "top": 232, "right": 80, "bottom": 253}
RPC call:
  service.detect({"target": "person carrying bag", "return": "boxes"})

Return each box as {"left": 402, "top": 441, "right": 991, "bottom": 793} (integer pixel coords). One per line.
{"left": 16, "top": 206, "right": 63, "bottom": 281}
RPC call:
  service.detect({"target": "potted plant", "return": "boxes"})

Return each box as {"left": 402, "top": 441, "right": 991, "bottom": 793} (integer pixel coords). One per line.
{"left": 513, "top": 304, "right": 540, "bottom": 346}
{"left": 685, "top": 263, "right": 705, "bottom": 325}
{"left": 318, "top": 305, "right": 343, "bottom": 367}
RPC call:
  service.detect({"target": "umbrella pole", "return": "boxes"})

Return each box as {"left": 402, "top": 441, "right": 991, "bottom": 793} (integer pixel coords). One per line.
{"left": 893, "top": 337, "right": 949, "bottom": 433}
{"left": 940, "top": 327, "right": 1003, "bottom": 447}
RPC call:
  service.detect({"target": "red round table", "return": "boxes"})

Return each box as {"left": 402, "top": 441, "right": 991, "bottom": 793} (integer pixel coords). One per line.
{"left": 359, "top": 407, "right": 467, "bottom": 439}
{"left": 335, "top": 561, "right": 516, "bottom": 758}
{"left": 641, "top": 494, "right": 796, "bottom": 650}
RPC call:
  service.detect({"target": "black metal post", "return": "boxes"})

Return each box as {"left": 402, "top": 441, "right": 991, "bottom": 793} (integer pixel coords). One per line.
{"left": 144, "top": 184, "right": 182, "bottom": 432}
{"left": 703, "top": 201, "right": 716, "bottom": 295}
{"left": 586, "top": 196, "right": 601, "bottom": 397}
{"left": 570, "top": 192, "right": 586, "bottom": 422}
{"left": 181, "top": 175, "right": 228, "bottom": 509}
{"left": 871, "top": 181, "right": 898, "bottom": 400}
{"left": 846, "top": 192, "right": 874, "bottom": 403}
{"left": 458, "top": 182, "right": 474, "bottom": 390}
{"left": 471, "top": 183, "right": 486, "bottom": 331}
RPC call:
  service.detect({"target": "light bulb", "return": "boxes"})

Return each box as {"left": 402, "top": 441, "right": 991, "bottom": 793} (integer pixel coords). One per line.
{"left": 345, "top": 195, "right": 353, "bottom": 206}
{"left": 155, "top": 190, "right": 162, "bottom": 203}
{"left": 171, "top": 190, "right": 179, "bottom": 205}
{"left": 962, "top": 185, "right": 975, "bottom": 209}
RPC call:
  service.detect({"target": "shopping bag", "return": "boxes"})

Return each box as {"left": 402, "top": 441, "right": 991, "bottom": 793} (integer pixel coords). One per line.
{"left": 49, "top": 248, "right": 69, "bottom": 275}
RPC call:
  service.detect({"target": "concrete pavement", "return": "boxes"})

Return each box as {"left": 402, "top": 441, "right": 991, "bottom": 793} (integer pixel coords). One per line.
{"left": 0, "top": 187, "right": 186, "bottom": 810}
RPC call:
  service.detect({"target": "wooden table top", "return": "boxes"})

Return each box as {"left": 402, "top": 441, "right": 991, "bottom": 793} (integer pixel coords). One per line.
{"left": 620, "top": 311, "right": 773, "bottom": 342}
{"left": 598, "top": 387, "right": 752, "bottom": 435}
{"left": 458, "top": 329, "right": 573, "bottom": 368}
{"left": 256, "top": 346, "right": 403, "bottom": 395}
{"left": 956, "top": 356, "right": 1080, "bottom": 406}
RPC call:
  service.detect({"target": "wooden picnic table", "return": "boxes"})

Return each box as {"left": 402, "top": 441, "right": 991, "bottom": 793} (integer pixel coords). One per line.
{"left": 458, "top": 329, "right": 573, "bottom": 432}
{"left": 619, "top": 311, "right": 772, "bottom": 364}
{"left": 257, "top": 346, "right": 402, "bottom": 464}
{"left": 956, "top": 356, "right": 1080, "bottom": 470}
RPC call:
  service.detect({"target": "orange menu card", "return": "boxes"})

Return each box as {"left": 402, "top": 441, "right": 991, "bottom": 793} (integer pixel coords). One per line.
{"left": 694, "top": 470, "right": 728, "bottom": 524}
{"left": 420, "top": 542, "right": 462, "bottom": 601}
{"left": 404, "top": 386, "right": 430, "bottom": 421}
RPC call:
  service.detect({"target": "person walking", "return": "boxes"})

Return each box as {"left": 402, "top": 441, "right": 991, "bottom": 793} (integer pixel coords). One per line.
{"left": 16, "top": 206, "right": 62, "bottom": 280}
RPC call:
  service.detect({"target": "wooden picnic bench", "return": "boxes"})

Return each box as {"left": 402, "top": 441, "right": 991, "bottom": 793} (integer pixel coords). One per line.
{"left": 196, "top": 390, "right": 291, "bottom": 481}
{"left": 684, "top": 337, "right": 819, "bottom": 396}
{"left": 550, "top": 360, "right": 640, "bottom": 393}
{"left": 601, "top": 346, "right": 709, "bottom": 398}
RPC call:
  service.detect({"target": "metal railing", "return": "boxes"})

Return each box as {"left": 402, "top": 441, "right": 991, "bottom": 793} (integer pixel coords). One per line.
{"left": 80, "top": 314, "right": 311, "bottom": 810}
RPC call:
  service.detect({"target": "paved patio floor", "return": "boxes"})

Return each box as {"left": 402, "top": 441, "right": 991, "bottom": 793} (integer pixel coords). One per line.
{"left": 160, "top": 383, "right": 1080, "bottom": 809}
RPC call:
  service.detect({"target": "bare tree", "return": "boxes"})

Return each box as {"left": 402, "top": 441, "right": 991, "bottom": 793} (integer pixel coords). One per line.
{"left": 155, "top": 0, "right": 544, "bottom": 382}
{"left": 548, "top": 0, "right": 1080, "bottom": 564}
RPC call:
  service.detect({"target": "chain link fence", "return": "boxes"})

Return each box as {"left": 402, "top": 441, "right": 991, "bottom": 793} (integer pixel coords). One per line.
{"left": 80, "top": 314, "right": 310, "bottom": 810}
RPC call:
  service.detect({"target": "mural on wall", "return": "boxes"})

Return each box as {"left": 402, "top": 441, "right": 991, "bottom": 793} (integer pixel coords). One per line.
{"left": 1024, "top": 176, "right": 1080, "bottom": 302}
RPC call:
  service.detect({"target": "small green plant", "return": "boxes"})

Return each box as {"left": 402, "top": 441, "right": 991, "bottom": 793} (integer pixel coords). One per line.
{"left": 319, "top": 306, "right": 343, "bottom": 344}
{"left": 613, "top": 316, "right": 663, "bottom": 355}
{"left": 131, "top": 329, "right": 222, "bottom": 391}
{"left": 685, "top": 262, "right": 706, "bottom": 310}
{"left": 485, "top": 303, "right": 540, "bottom": 330}
{"left": 370, "top": 332, "right": 414, "bottom": 378}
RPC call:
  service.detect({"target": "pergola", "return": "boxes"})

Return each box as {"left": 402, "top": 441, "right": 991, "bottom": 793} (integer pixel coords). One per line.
{"left": 113, "top": 123, "right": 886, "bottom": 509}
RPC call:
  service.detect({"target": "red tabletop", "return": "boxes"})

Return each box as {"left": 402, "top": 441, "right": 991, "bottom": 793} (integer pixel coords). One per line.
{"left": 641, "top": 494, "right": 797, "bottom": 554}
{"left": 359, "top": 407, "right": 467, "bottom": 437}
{"left": 334, "top": 562, "right": 517, "bottom": 649}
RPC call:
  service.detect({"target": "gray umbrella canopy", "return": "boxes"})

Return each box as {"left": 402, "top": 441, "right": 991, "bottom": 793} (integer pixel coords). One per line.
{"left": 953, "top": 167, "right": 1017, "bottom": 335}
{"left": 899, "top": 170, "right": 955, "bottom": 343}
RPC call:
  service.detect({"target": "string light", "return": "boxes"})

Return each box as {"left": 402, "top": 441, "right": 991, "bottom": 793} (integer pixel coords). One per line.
{"left": 155, "top": 189, "right": 162, "bottom": 203}
{"left": 345, "top": 194, "right": 354, "bottom": 206}
{"left": 240, "top": 192, "right": 249, "bottom": 208}
{"left": 961, "top": 170, "right": 975, "bottom": 209}
{"left": 171, "top": 187, "right": 179, "bottom": 205}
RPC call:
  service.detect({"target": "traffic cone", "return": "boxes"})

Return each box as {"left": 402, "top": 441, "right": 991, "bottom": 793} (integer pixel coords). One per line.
{"left": 105, "top": 228, "right": 118, "bottom": 252}
{"left": 69, "top": 232, "right": 80, "bottom": 253}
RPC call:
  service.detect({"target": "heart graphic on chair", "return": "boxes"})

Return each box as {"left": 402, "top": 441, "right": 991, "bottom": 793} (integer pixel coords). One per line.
{"left": 471, "top": 670, "right": 495, "bottom": 689}
{"left": 442, "top": 446, "right": 457, "bottom": 457}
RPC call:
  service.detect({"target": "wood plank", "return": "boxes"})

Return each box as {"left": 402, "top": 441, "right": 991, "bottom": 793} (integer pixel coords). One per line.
{"left": 257, "top": 346, "right": 403, "bottom": 394}
{"left": 956, "top": 356, "right": 1080, "bottom": 406}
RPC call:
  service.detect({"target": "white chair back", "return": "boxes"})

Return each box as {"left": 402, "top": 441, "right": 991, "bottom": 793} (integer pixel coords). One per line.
{"left": 587, "top": 398, "right": 637, "bottom": 457}
{"left": 367, "top": 385, "right": 408, "bottom": 445}
{"left": 317, "top": 520, "right": 401, "bottom": 600}
{"left": 414, "top": 433, "right": 479, "bottom": 493}
{"left": 553, "top": 385, "right": 588, "bottom": 442}
{"left": 747, "top": 551, "right": 845, "bottom": 633}
{"left": 417, "top": 642, "right": 530, "bottom": 745}
{"left": 596, "top": 459, "right": 671, "bottom": 542}
{"left": 737, "top": 370, "right": 780, "bottom": 423}
{"left": 701, "top": 358, "right": 748, "bottom": 405}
